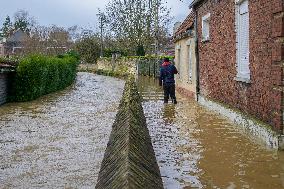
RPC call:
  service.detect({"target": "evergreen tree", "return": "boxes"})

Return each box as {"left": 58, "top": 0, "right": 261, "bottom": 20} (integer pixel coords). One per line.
{"left": 14, "top": 19, "right": 29, "bottom": 32}
{"left": 13, "top": 10, "right": 35, "bottom": 34}
{"left": 1, "top": 16, "right": 13, "bottom": 37}
{"left": 136, "top": 44, "right": 145, "bottom": 56}
{"left": 14, "top": 10, "right": 30, "bottom": 33}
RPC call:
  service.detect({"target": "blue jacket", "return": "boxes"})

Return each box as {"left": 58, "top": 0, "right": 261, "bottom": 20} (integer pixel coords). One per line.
{"left": 159, "top": 62, "right": 178, "bottom": 86}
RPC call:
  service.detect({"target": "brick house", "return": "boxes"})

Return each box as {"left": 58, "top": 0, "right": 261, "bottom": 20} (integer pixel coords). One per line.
{"left": 5, "top": 29, "right": 28, "bottom": 55}
{"left": 189, "top": 0, "right": 284, "bottom": 148}
{"left": 173, "top": 12, "right": 197, "bottom": 99}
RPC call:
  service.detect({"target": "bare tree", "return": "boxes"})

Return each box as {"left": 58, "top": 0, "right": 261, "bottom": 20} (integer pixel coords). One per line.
{"left": 105, "top": 0, "right": 172, "bottom": 55}
{"left": 68, "top": 25, "right": 81, "bottom": 42}
{"left": 97, "top": 9, "right": 108, "bottom": 57}
{"left": 47, "top": 25, "right": 71, "bottom": 55}
{"left": 23, "top": 25, "right": 72, "bottom": 56}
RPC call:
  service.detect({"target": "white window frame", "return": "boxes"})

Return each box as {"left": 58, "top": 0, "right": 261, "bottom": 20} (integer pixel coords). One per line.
{"left": 235, "top": 0, "right": 250, "bottom": 83}
{"left": 186, "top": 40, "right": 193, "bottom": 82}
{"left": 202, "top": 13, "right": 211, "bottom": 42}
{"left": 176, "top": 45, "right": 181, "bottom": 79}
{"left": 12, "top": 47, "right": 23, "bottom": 54}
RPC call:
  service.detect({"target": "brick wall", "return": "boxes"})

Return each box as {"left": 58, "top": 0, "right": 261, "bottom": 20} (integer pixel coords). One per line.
{"left": 0, "top": 73, "right": 9, "bottom": 105}
{"left": 195, "top": 0, "right": 284, "bottom": 132}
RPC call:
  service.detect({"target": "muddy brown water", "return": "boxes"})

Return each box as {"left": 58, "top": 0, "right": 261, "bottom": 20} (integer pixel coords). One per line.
{"left": 1, "top": 73, "right": 284, "bottom": 189}
{"left": 0, "top": 73, "right": 125, "bottom": 189}
{"left": 137, "top": 76, "right": 284, "bottom": 189}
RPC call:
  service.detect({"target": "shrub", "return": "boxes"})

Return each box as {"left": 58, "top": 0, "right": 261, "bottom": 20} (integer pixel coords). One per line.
{"left": 136, "top": 45, "right": 145, "bottom": 56}
{"left": 10, "top": 54, "right": 79, "bottom": 102}
{"left": 75, "top": 38, "right": 100, "bottom": 64}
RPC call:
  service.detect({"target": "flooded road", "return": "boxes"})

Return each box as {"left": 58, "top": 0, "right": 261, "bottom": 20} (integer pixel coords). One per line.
{"left": 137, "top": 76, "right": 284, "bottom": 189}
{"left": 0, "top": 72, "right": 125, "bottom": 189}
{"left": 1, "top": 73, "right": 284, "bottom": 189}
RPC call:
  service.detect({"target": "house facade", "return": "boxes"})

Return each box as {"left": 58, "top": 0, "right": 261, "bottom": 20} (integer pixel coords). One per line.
{"left": 5, "top": 29, "right": 28, "bottom": 55}
{"left": 0, "top": 43, "right": 4, "bottom": 57}
{"left": 173, "top": 12, "right": 197, "bottom": 99}
{"left": 0, "top": 36, "right": 6, "bottom": 57}
{"left": 189, "top": 0, "right": 284, "bottom": 148}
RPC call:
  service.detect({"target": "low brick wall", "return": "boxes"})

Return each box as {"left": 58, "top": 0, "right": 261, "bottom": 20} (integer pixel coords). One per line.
{"left": 176, "top": 86, "right": 196, "bottom": 100}
{"left": 0, "top": 67, "right": 15, "bottom": 105}
{"left": 97, "top": 58, "right": 136, "bottom": 76}
{"left": 77, "top": 63, "right": 97, "bottom": 72}
{"left": 0, "top": 73, "right": 9, "bottom": 105}
{"left": 95, "top": 78, "right": 163, "bottom": 189}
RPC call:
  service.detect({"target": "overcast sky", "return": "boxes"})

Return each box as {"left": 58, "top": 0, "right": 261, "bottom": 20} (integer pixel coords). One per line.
{"left": 0, "top": 0, "right": 192, "bottom": 31}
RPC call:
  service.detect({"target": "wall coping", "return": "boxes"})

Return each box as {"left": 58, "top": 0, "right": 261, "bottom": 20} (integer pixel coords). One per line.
{"left": 95, "top": 77, "right": 164, "bottom": 188}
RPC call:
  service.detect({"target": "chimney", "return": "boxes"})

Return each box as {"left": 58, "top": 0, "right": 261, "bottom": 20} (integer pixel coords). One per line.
{"left": 173, "top": 22, "right": 182, "bottom": 34}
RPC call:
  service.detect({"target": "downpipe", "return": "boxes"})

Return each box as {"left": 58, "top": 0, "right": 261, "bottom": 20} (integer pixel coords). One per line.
{"left": 194, "top": 9, "right": 200, "bottom": 102}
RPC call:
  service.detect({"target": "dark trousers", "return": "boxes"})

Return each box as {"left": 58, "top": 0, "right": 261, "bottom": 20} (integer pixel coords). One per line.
{"left": 163, "top": 83, "right": 176, "bottom": 103}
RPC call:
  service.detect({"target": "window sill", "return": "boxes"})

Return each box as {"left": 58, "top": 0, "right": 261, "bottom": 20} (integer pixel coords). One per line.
{"left": 234, "top": 76, "right": 251, "bottom": 84}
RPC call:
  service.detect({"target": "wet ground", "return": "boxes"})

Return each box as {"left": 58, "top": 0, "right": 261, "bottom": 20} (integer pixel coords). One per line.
{"left": 0, "top": 73, "right": 125, "bottom": 189}
{"left": 1, "top": 73, "right": 284, "bottom": 189}
{"left": 137, "top": 76, "right": 284, "bottom": 189}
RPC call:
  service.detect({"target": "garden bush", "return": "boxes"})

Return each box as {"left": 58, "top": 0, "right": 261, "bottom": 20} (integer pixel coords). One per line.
{"left": 10, "top": 54, "right": 79, "bottom": 102}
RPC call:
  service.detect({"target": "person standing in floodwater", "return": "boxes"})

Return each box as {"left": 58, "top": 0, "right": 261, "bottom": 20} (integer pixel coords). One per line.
{"left": 159, "top": 57, "right": 178, "bottom": 104}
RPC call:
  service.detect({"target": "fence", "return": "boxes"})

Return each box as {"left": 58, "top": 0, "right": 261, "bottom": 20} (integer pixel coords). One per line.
{"left": 137, "top": 58, "right": 162, "bottom": 77}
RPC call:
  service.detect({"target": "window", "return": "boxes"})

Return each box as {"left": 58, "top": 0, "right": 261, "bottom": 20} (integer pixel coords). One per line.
{"left": 176, "top": 45, "right": 181, "bottom": 79}
{"left": 202, "top": 13, "right": 210, "bottom": 41}
{"left": 235, "top": 0, "right": 250, "bottom": 82}
{"left": 187, "top": 40, "right": 193, "bottom": 82}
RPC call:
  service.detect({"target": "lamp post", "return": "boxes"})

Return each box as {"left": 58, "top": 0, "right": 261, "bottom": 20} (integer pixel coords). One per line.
{"left": 154, "top": 0, "right": 159, "bottom": 56}
{"left": 97, "top": 9, "right": 106, "bottom": 58}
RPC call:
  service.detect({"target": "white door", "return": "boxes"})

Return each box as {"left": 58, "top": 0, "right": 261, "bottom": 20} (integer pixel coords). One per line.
{"left": 237, "top": 0, "right": 250, "bottom": 79}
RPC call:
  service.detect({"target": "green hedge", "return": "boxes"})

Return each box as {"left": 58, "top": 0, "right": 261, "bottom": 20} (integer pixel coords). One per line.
{"left": 10, "top": 54, "right": 79, "bottom": 102}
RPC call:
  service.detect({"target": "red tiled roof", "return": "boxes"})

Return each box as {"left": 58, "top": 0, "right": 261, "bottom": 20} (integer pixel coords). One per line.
{"left": 174, "top": 11, "right": 195, "bottom": 38}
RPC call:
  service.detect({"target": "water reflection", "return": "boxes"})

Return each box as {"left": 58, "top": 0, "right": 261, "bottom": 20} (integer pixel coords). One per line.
{"left": 137, "top": 76, "right": 284, "bottom": 189}
{"left": 0, "top": 72, "right": 125, "bottom": 189}
{"left": 163, "top": 105, "right": 176, "bottom": 125}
